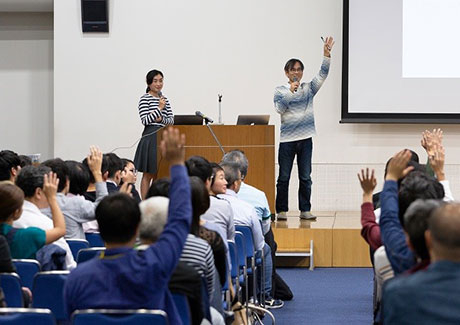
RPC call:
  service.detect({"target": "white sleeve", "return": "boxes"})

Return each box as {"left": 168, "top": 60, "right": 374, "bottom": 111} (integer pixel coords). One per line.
{"left": 440, "top": 180, "right": 454, "bottom": 201}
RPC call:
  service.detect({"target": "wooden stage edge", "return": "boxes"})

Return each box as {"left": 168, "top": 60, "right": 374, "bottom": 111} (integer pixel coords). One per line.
{"left": 272, "top": 212, "right": 372, "bottom": 268}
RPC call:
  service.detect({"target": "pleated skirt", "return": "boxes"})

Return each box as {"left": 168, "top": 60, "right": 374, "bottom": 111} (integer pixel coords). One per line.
{"left": 134, "top": 125, "right": 162, "bottom": 174}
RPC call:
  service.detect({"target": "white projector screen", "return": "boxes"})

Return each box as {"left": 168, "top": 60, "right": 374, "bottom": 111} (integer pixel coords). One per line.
{"left": 342, "top": 0, "right": 460, "bottom": 123}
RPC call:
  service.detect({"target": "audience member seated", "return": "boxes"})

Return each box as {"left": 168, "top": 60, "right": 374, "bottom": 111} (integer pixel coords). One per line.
{"left": 104, "top": 153, "right": 124, "bottom": 194}
{"left": 186, "top": 156, "right": 235, "bottom": 244}
{"left": 144, "top": 176, "right": 225, "bottom": 323}
{"left": 1, "top": 172, "right": 67, "bottom": 262}
{"left": 82, "top": 154, "right": 109, "bottom": 202}
{"left": 147, "top": 176, "right": 227, "bottom": 287}
{"left": 0, "top": 150, "right": 21, "bottom": 182}
{"left": 18, "top": 155, "right": 32, "bottom": 168}
{"left": 380, "top": 150, "right": 444, "bottom": 275}
{"left": 138, "top": 196, "right": 210, "bottom": 325}
{"left": 14, "top": 166, "right": 75, "bottom": 269}
{"left": 221, "top": 149, "right": 292, "bottom": 301}
{"left": 121, "top": 158, "right": 141, "bottom": 203}
{"left": 40, "top": 148, "right": 109, "bottom": 239}
{"left": 219, "top": 163, "right": 283, "bottom": 308}
{"left": 64, "top": 127, "right": 190, "bottom": 324}
{"left": 221, "top": 149, "right": 272, "bottom": 234}
{"left": 383, "top": 202, "right": 460, "bottom": 323}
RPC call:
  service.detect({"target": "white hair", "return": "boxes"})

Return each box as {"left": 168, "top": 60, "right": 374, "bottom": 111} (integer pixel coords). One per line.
{"left": 139, "top": 196, "right": 169, "bottom": 242}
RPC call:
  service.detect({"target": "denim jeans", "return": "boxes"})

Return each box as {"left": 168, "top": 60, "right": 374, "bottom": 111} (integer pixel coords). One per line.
{"left": 256, "top": 243, "right": 273, "bottom": 294}
{"left": 276, "top": 137, "right": 312, "bottom": 213}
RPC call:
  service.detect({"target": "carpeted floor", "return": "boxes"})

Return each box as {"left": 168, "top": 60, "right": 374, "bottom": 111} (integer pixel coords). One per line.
{"left": 270, "top": 267, "right": 373, "bottom": 324}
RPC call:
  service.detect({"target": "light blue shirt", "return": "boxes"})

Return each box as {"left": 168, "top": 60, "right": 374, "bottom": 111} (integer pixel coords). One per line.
{"left": 238, "top": 182, "right": 271, "bottom": 234}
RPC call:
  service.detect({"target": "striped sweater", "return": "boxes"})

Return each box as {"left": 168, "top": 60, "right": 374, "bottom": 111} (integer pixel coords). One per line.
{"left": 138, "top": 93, "right": 174, "bottom": 126}
{"left": 274, "top": 56, "right": 330, "bottom": 143}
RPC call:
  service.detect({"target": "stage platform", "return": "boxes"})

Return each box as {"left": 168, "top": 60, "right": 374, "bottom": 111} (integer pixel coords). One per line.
{"left": 272, "top": 211, "right": 372, "bottom": 268}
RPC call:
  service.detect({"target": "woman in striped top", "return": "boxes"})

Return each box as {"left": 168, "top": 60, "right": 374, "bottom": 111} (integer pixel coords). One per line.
{"left": 133, "top": 69, "right": 174, "bottom": 199}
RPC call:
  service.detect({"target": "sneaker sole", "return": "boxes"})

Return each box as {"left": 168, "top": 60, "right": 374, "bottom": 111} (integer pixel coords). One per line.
{"left": 299, "top": 216, "right": 317, "bottom": 220}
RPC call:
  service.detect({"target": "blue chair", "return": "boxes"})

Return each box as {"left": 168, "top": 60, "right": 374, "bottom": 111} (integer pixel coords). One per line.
{"left": 235, "top": 225, "right": 262, "bottom": 304}
{"left": 0, "top": 308, "right": 56, "bottom": 325}
{"left": 76, "top": 247, "right": 105, "bottom": 264}
{"left": 85, "top": 233, "right": 105, "bottom": 247}
{"left": 234, "top": 232, "right": 248, "bottom": 305}
{"left": 32, "top": 271, "right": 69, "bottom": 322}
{"left": 172, "top": 293, "right": 191, "bottom": 325}
{"left": 71, "top": 309, "right": 168, "bottom": 325}
{"left": 66, "top": 239, "right": 90, "bottom": 260}
{"left": 12, "top": 259, "right": 41, "bottom": 290}
{"left": 0, "top": 273, "right": 23, "bottom": 307}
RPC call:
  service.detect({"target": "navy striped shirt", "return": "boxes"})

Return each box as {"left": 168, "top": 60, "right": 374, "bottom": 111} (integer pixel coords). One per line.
{"left": 138, "top": 93, "right": 174, "bottom": 126}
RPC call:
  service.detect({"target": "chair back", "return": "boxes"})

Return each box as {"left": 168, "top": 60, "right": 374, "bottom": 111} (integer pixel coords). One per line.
{"left": 0, "top": 307, "right": 55, "bottom": 325}
{"left": 0, "top": 273, "right": 23, "bottom": 307}
{"left": 172, "top": 293, "right": 191, "bottom": 325}
{"left": 32, "top": 271, "right": 69, "bottom": 321}
{"left": 235, "top": 225, "right": 255, "bottom": 259}
{"left": 72, "top": 309, "right": 168, "bottom": 325}
{"left": 66, "top": 239, "right": 90, "bottom": 260}
{"left": 85, "top": 232, "right": 105, "bottom": 247}
{"left": 228, "top": 241, "right": 239, "bottom": 279}
{"left": 234, "top": 232, "right": 247, "bottom": 271}
{"left": 76, "top": 247, "right": 106, "bottom": 264}
{"left": 12, "top": 259, "right": 40, "bottom": 290}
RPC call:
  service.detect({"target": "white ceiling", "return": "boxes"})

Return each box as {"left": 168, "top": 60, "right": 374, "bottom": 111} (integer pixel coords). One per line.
{"left": 0, "top": 0, "right": 53, "bottom": 12}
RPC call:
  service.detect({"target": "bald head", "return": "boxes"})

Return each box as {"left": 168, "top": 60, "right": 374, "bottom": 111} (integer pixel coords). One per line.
{"left": 428, "top": 203, "right": 460, "bottom": 261}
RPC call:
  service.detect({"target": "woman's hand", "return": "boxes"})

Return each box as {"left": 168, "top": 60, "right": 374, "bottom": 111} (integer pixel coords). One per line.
{"left": 159, "top": 96, "right": 166, "bottom": 110}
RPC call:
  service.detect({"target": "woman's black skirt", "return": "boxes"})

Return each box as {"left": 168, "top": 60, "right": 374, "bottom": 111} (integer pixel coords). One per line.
{"left": 134, "top": 125, "right": 162, "bottom": 174}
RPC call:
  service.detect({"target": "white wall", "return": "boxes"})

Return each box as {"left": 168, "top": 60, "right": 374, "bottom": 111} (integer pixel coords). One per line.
{"left": 0, "top": 12, "right": 53, "bottom": 159}
{"left": 54, "top": 0, "right": 460, "bottom": 211}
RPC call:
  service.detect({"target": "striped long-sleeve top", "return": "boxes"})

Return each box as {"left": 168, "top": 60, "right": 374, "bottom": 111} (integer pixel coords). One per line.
{"left": 179, "top": 234, "right": 216, "bottom": 297}
{"left": 138, "top": 93, "right": 174, "bottom": 126}
{"left": 274, "top": 56, "right": 330, "bottom": 143}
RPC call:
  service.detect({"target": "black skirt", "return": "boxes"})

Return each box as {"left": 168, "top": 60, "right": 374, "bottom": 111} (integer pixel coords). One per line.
{"left": 134, "top": 125, "right": 162, "bottom": 174}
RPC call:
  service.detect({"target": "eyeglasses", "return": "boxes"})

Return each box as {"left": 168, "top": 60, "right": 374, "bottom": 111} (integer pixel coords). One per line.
{"left": 289, "top": 68, "right": 303, "bottom": 72}
{"left": 128, "top": 168, "right": 137, "bottom": 175}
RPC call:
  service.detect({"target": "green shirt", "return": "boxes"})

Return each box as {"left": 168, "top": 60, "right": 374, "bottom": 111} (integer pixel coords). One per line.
{"left": 1, "top": 224, "right": 46, "bottom": 259}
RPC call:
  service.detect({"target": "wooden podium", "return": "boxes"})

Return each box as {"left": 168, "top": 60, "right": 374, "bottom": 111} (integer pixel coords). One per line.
{"left": 156, "top": 125, "right": 275, "bottom": 212}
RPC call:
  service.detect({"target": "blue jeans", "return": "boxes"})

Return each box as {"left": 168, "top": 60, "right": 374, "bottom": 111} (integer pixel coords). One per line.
{"left": 276, "top": 138, "right": 312, "bottom": 213}
{"left": 256, "top": 243, "right": 273, "bottom": 294}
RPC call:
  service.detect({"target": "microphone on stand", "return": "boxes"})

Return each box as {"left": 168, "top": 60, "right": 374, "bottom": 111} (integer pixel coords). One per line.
{"left": 195, "top": 111, "right": 214, "bottom": 124}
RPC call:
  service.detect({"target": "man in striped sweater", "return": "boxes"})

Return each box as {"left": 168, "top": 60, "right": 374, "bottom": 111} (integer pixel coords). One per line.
{"left": 274, "top": 36, "right": 334, "bottom": 221}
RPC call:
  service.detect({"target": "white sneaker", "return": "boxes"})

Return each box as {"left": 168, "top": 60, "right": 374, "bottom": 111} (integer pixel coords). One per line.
{"left": 300, "top": 211, "right": 317, "bottom": 220}
{"left": 277, "top": 212, "right": 287, "bottom": 221}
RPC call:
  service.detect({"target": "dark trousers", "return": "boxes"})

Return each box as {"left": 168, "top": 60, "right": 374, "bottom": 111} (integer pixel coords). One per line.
{"left": 275, "top": 137, "right": 313, "bottom": 213}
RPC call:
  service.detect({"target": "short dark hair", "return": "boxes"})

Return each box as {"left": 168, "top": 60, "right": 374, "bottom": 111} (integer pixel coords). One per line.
{"left": 284, "top": 58, "right": 304, "bottom": 72}
{"left": 41, "top": 158, "right": 69, "bottom": 193}
{"left": 398, "top": 171, "right": 444, "bottom": 227}
{"left": 18, "top": 155, "right": 32, "bottom": 168}
{"left": 0, "top": 150, "right": 21, "bottom": 181}
{"left": 145, "top": 69, "right": 164, "bottom": 93}
{"left": 104, "top": 153, "right": 123, "bottom": 179}
{"left": 82, "top": 155, "right": 109, "bottom": 183}
{"left": 65, "top": 160, "right": 90, "bottom": 195}
{"left": 404, "top": 199, "right": 444, "bottom": 260}
{"left": 0, "top": 183, "right": 24, "bottom": 222}
{"left": 96, "top": 193, "right": 140, "bottom": 244}
{"left": 221, "top": 149, "right": 249, "bottom": 179}
{"left": 146, "top": 178, "right": 170, "bottom": 199}
{"left": 121, "top": 158, "right": 135, "bottom": 169}
{"left": 221, "top": 162, "right": 240, "bottom": 187}
{"left": 210, "top": 162, "right": 223, "bottom": 187}
{"left": 190, "top": 176, "right": 210, "bottom": 236}
{"left": 186, "top": 156, "right": 212, "bottom": 183}
{"left": 16, "top": 165, "right": 51, "bottom": 198}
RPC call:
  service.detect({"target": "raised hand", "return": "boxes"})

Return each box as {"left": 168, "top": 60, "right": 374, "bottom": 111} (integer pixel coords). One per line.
{"left": 323, "top": 36, "right": 335, "bottom": 57}
{"left": 160, "top": 127, "right": 185, "bottom": 166}
{"left": 358, "top": 168, "right": 377, "bottom": 195}
{"left": 43, "top": 172, "right": 59, "bottom": 202}
{"left": 429, "top": 144, "right": 446, "bottom": 181}
{"left": 87, "top": 146, "right": 103, "bottom": 182}
{"left": 119, "top": 181, "right": 133, "bottom": 196}
{"left": 385, "top": 150, "right": 414, "bottom": 181}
